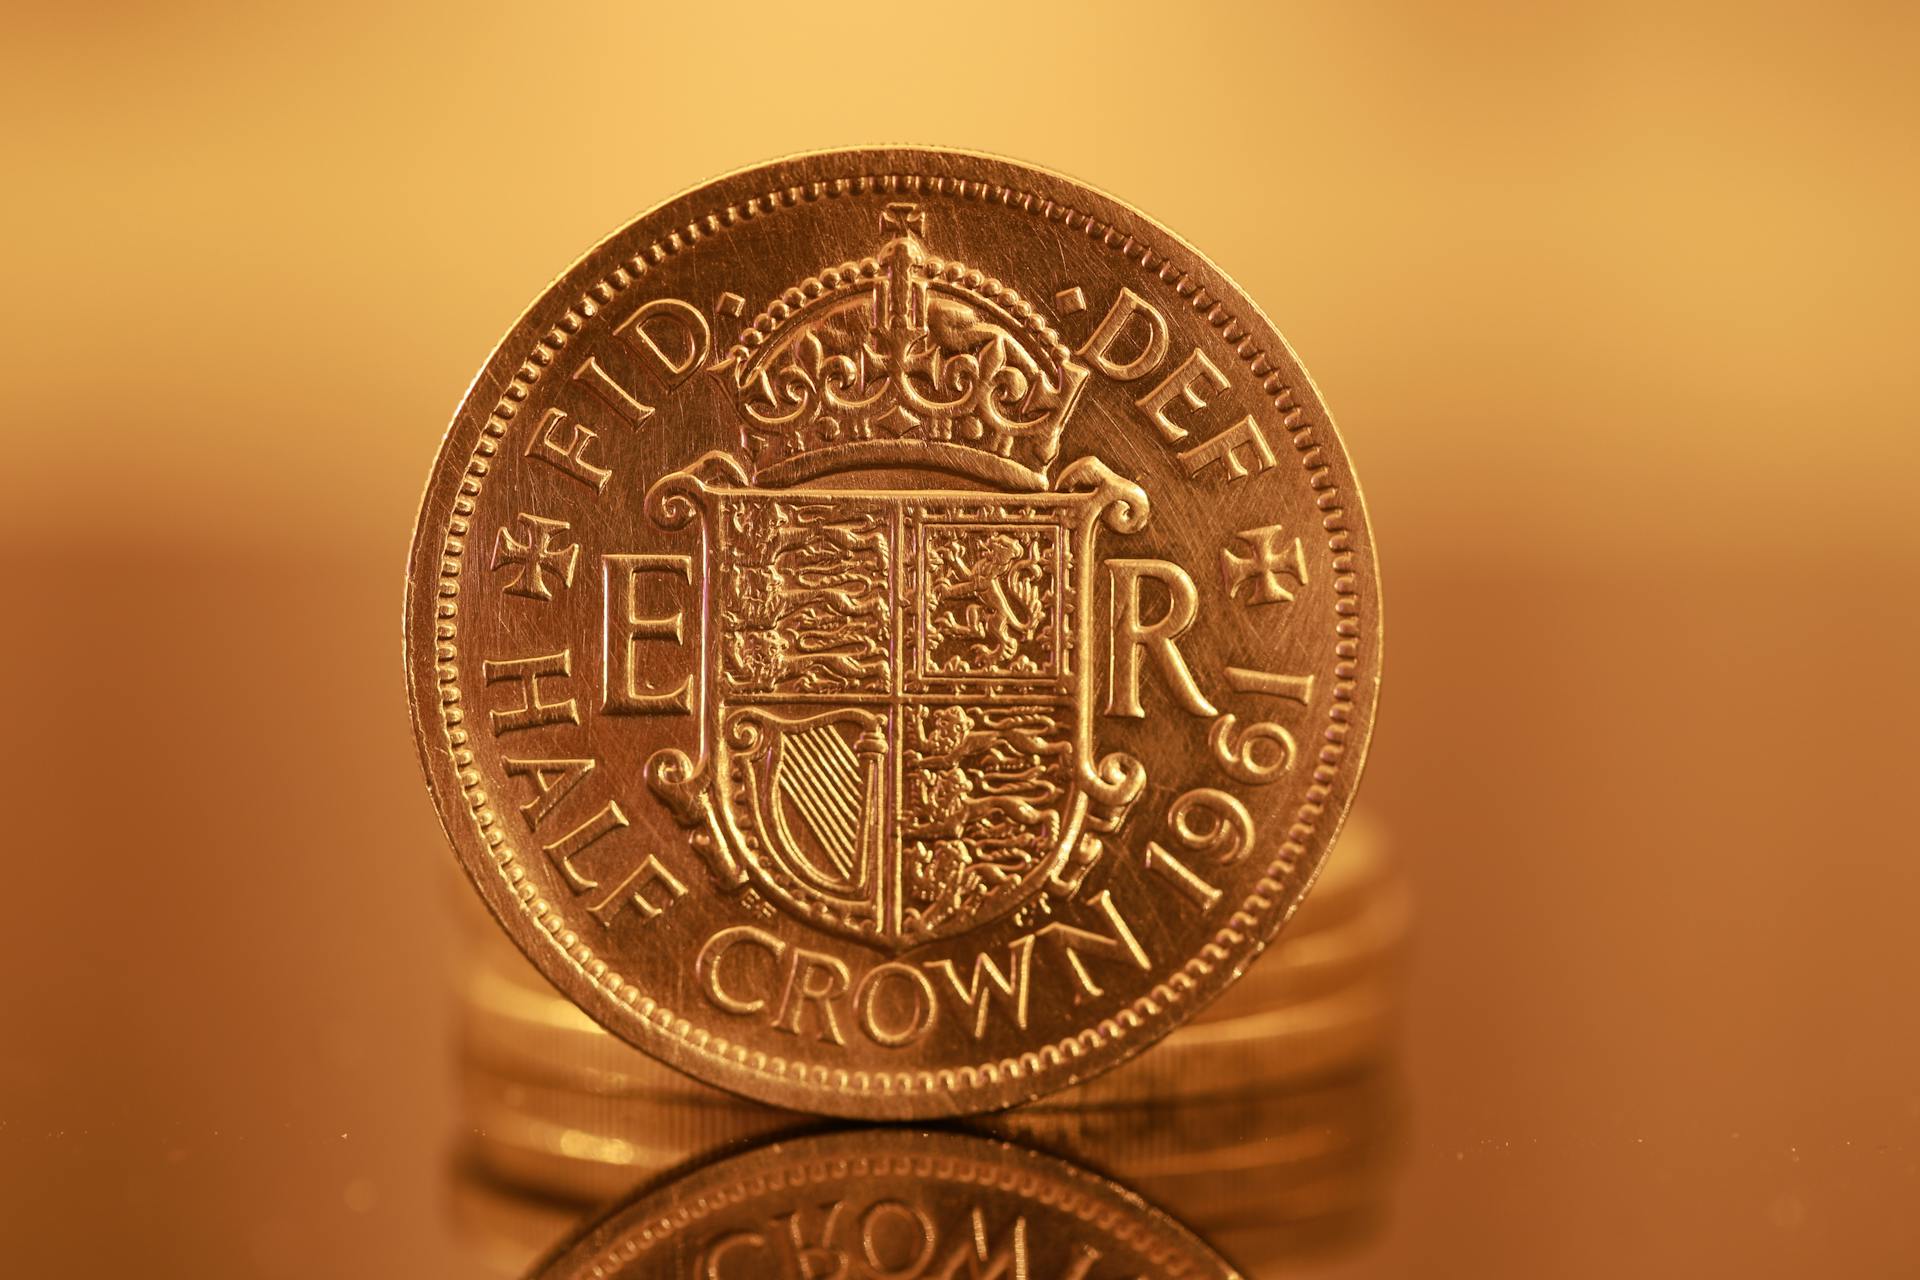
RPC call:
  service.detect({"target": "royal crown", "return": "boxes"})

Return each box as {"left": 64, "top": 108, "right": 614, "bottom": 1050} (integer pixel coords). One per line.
{"left": 721, "top": 203, "right": 1089, "bottom": 490}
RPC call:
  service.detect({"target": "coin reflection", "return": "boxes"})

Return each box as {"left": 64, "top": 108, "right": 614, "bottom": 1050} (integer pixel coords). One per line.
{"left": 481, "top": 1127, "right": 1251, "bottom": 1279}
{"left": 451, "top": 1063, "right": 1400, "bottom": 1277}
{"left": 991, "top": 1071, "right": 1401, "bottom": 1267}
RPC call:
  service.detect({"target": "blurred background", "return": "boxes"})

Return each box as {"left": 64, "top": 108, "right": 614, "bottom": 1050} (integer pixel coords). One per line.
{"left": 2, "top": 2, "right": 1916, "bottom": 1275}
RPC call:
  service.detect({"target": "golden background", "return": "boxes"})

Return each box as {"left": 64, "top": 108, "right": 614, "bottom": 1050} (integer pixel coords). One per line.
{"left": 2, "top": 2, "right": 1915, "bottom": 1274}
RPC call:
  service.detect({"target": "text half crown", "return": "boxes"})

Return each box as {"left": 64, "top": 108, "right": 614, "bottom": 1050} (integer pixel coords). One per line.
{"left": 722, "top": 203, "right": 1089, "bottom": 490}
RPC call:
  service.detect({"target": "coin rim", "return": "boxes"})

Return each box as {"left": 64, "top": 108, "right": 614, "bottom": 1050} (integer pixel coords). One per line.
{"left": 405, "top": 145, "right": 1383, "bottom": 1118}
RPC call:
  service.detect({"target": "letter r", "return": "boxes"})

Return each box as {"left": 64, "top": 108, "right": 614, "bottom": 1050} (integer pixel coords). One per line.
{"left": 1104, "top": 559, "right": 1219, "bottom": 719}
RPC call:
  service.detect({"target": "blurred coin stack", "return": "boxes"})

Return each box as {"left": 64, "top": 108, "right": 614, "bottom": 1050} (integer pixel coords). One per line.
{"left": 449, "top": 812, "right": 1410, "bottom": 1273}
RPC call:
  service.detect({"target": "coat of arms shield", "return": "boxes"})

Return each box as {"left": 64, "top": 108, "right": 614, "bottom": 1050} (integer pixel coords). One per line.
{"left": 643, "top": 203, "right": 1154, "bottom": 952}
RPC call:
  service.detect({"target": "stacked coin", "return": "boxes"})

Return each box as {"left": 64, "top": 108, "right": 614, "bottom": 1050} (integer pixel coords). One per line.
{"left": 448, "top": 813, "right": 1408, "bottom": 1269}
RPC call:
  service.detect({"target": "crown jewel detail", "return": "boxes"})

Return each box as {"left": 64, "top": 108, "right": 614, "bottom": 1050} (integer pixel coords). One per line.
{"left": 721, "top": 204, "right": 1089, "bottom": 489}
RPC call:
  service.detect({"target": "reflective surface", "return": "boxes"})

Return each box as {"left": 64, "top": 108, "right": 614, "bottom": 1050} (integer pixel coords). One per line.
{"left": 460, "top": 1119, "right": 1382, "bottom": 1278}
{"left": 4, "top": 3, "right": 1918, "bottom": 1276}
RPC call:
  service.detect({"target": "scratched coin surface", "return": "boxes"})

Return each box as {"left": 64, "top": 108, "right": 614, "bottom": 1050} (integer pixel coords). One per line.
{"left": 406, "top": 147, "right": 1380, "bottom": 1117}
{"left": 526, "top": 1128, "right": 1240, "bottom": 1279}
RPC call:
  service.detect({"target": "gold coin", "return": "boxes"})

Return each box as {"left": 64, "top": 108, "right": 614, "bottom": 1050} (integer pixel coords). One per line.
{"left": 408, "top": 147, "right": 1381, "bottom": 1117}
